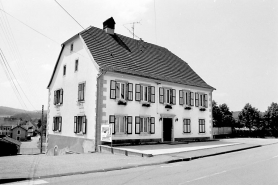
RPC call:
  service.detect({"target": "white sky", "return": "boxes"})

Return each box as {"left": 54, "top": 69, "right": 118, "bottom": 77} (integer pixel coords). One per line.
{"left": 0, "top": 0, "right": 277, "bottom": 112}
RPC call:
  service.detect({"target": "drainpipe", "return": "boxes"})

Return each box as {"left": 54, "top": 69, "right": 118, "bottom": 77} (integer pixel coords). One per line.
{"left": 95, "top": 69, "right": 106, "bottom": 152}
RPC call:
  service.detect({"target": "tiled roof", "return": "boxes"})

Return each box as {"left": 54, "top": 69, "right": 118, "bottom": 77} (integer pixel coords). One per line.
{"left": 80, "top": 26, "right": 214, "bottom": 89}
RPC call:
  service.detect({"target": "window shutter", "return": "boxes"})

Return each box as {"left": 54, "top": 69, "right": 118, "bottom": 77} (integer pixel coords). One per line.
{"left": 127, "top": 116, "right": 132, "bottom": 134}
{"left": 60, "top": 89, "right": 63, "bottom": 104}
{"left": 110, "top": 80, "right": 116, "bottom": 99}
{"left": 159, "top": 87, "right": 164, "bottom": 104}
{"left": 148, "top": 86, "right": 151, "bottom": 102}
{"left": 54, "top": 90, "right": 56, "bottom": 105}
{"left": 179, "top": 90, "right": 184, "bottom": 105}
{"left": 82, "top": 116, "right": 86, "bottom": 134}
{"left": 140, "top": 86, "right": 143, "bottom": 101}
{"left": 172, "top": 89, "right": 176, "bottom": 105}
{"left": 127, "top": 83, "right": 133, "bottom": 101}
{"left": 190, "top": 92, "right": 194, "bottom": 106}
{"left": 109, "top": 115, "right": 115, "bottom": 134}
{"left": 74, "top": 116, "right": 77, "bottom": 133}
{"left": 59, "top": 117, "right": 62, "bottom": 132}
{"left": 186, "top": 92, "right": 190, "bottom": 105}
{"left": 135, "top": 84, "right": 141, "bottom": 101}
{"left": 150, "top": 117, "right": 155, "bottom": 134}
{"left": 52, "top": 117, "right": 55, "bottom": 131}
{"left": 195, "top": 93, "right": 199, "bottom": 107}
{"left": 135, "top": 116, "right": 140, "bottom": 134}
{"left": 116, "top": 82, "right": 120, "bottom": 99}
{"left": 150, "top": 86, "right": 155, "bottom": 103}
{"left": 204, "top": 94, "right": 208, "bottom": 108}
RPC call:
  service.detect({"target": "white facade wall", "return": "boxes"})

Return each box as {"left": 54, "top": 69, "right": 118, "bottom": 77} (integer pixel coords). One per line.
{"left": 103, "top": 72, "right": 213, "bottom": 142}
{"left": 47, "top": 35, "right": 99, "bottom": 153}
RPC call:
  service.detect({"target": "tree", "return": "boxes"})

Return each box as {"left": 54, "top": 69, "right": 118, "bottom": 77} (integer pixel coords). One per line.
{"left": 219, "top": 103, "right": 234, "bottom": 127}
{"left": 212, "top": 100, "right": 223, "bottom": 127}
{"left": 238, "top": 103, "right": 260, "bottom": 133}
{"left": 265, "top": 102, "right": 278, "bottom": 137}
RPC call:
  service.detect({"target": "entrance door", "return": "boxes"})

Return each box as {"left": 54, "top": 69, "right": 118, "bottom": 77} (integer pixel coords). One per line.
{"left": 163, "top": 118, "right": 172, "bottom": 142}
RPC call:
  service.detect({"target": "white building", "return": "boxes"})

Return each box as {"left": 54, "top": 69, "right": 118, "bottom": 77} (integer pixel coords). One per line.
{"left": 46, "top": 17, "right": 215, "bottom": 155}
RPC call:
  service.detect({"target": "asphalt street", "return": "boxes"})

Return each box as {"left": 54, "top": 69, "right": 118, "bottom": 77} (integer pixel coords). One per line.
{"left": 15, "top": 142, "right": 278, "bottom": 185}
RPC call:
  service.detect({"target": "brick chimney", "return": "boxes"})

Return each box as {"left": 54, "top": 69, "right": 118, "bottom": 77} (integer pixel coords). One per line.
{"left": 103, "top": 17, "right": 116, "bottom": 35}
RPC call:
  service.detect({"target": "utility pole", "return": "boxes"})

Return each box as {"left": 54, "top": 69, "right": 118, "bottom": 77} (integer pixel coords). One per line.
{"left": 40, "top": 105, "right": 44, "bottom": 154}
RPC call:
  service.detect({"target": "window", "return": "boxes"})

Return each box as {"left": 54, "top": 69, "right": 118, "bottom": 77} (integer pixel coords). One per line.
{"left": 74, "top": 116, "right": 86, "bottom": 134}
{"left": 109, "top": 115, "right": 132, "bottom": 134}
{"left": 179, "top": 90, "right": 193, "bottom": 106}
{"left": 70, "top": 43, "right": 74, "bottom": 52}
{"left": 54, "top": 89, "right": 63, "bottom": 105}
{"left": 17, "top": 130, "right": 20, "bottom": 135}
{"left": 63, "top": 65, "right": 66, "bottom": 76}
{"left": 135, "top": 84, "right": 155, "bottom": 103}
{"left": 199, "top": 119, "right": 205, "bottom": 133}
{"left": 159, "top": 87, "right": 176, "bottom": 105}
{"left": 75, "top": 59, "right": 78, "bottom": 72}
{"left": 110, "top": 80, "right": 133, "bottom": 101}
{"left": 183, "top": 119, "right": 191, "bottom": 133}
{"left": 53, "top": 116, "right": 62, "bottom": 132}
{"left": 195, "top": 93, "right": 208, "bottom": 108}
{"left": 78, "top": 83, "right": 85, "bottom": 101}
{"left": 135, "top": 116, "right": 155, "bottom": 134}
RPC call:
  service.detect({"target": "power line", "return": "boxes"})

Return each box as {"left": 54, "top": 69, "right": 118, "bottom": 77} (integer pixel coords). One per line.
{"left": 0, "top": 48, "right": 36, "bottom": 110}
{"left": 54, "top": 0, "right": 84, "bottom": 29}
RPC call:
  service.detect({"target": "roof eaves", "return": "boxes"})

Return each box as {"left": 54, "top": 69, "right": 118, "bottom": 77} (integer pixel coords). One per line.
{"left": 47, "top": 44, "right": 65, "bottom": 89}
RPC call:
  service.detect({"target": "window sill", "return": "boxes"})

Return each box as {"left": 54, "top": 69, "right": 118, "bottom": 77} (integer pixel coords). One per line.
{"left": 183, "top": 132, "right": 192, "bottom": 135}
{"left": 75, "top": 132, "right": 85, "bottom": 135}
{"left": 53, "top": 131, "right": 61, "bottom": 133}
{"left": 139, "top": 133, "right": 151, "bottom": 136}
{"left": 114, "top": 133, "right": 127, "bottom": 137}
{"left": 198, "top": 132, "right": 206, "bottom": 135}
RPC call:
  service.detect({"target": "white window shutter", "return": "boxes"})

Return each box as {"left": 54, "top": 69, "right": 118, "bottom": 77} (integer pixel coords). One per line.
{"left": 74, "top": 116, "right": 77, "bottom": 133}
{"left": 82, "top": 116, "right": 86, "bottom": 134}
{"left": 59, "top": 117, "right": 62, "bottom": 132}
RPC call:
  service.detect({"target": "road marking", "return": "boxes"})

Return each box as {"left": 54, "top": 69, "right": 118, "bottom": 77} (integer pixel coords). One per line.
{"left": 272, "top": 155, "right": 278, "bottom": 158}
{"left": 178, "top": 171, "right": 226, "bottom": 184}
{"left": 6, "top": 180, "right": 48, "bottom": 185}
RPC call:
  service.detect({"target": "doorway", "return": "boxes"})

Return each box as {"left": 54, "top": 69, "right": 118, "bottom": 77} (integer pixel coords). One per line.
{"left": 163, "top": 118, "right": 172, "bottom": 142}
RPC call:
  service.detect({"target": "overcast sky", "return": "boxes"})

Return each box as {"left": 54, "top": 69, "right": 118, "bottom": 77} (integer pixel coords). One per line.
{"left": 0, "top": 0, "right": 277, "bottom": 112}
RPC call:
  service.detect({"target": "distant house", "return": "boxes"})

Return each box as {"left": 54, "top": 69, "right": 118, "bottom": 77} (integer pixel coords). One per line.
{"left": 0, "top": 135, "right": 21, "bottom": 156}
{"left": 47, "top": 17, "right": 215, "bottom": 155}
{"left": 11, "top": 125, "right": 28, "bottom": 141}
{"left": 0, "top": 117, "right": 20, "bottom": 136}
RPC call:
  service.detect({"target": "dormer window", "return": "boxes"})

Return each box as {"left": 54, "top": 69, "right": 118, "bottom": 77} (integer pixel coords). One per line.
{"left": 135, "top": 84, "right": 155, "bottom": 103}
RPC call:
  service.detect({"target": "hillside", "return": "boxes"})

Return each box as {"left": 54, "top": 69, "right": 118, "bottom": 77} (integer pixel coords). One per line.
{"left": 0, "top": 106, "right": 46, "bottom": 120}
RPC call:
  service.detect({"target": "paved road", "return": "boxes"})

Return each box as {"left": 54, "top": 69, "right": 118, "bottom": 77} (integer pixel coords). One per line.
{"left": 19, "top": 143, "right": 277, "bottom": 185}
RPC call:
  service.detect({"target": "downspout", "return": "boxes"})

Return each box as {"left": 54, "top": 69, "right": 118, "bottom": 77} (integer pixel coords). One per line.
{"left": 95, "top": 68, "right": 106, "bottom": 152}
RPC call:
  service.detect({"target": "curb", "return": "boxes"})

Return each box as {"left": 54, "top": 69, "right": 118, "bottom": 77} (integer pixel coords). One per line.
{"left": 1, "top": 144, "right": 262, "bottom": 184}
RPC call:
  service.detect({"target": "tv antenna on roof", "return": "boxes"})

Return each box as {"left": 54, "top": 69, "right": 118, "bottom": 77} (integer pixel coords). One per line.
{"left": 123, "top": 20, "right": 142, "bottom": 39}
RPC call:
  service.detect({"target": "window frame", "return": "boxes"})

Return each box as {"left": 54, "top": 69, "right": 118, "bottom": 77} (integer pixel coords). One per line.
{"left": 179, "top": 90, "right": 191, "bottom": 106}
{"left": 63, "top": 65, "right": 66, "bottom": 76}
{"left": 74, "top": 116, "right": 86, "bottom": 134}
{"left": 109, "top": 115, "right": 132, "bottom": 135}
{"left": 53, "top": 116, "right": 62, "bottom": 132}
{"left": 135, "top": 116, "right": 155, "bottom": 134}
{"left": 110, "top": 80, "right": 133, "bottom": 101}
{"left": 135, "top": 84, "right": 155, "bottom": 103}
{"left": 17, "top": 130, "right": 20, "bottom": 135}
{"left": 199, "top": 93, "right": 208, "bottom": 108}
{"left": 75, "top": 59, "right": 79, "bottom": 72}
{"left": 183, "top": 119, "right": 191, "bottom": 133}
{"left": 78, "top": 82, "right": 85, "bottom": 102}
{"left": 54, "top": 89, "right": 63, "bottom": 105}
{"left": 199, "top": 119, "right": 205, "bottom": 133}
{"left": 160, "top": 87, "right": 176, "bottom": 105}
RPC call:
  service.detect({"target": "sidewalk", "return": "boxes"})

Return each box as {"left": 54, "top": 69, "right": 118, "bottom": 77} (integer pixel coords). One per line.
{"left": 1, "top": 138, "right": 277, "bottom": 182}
